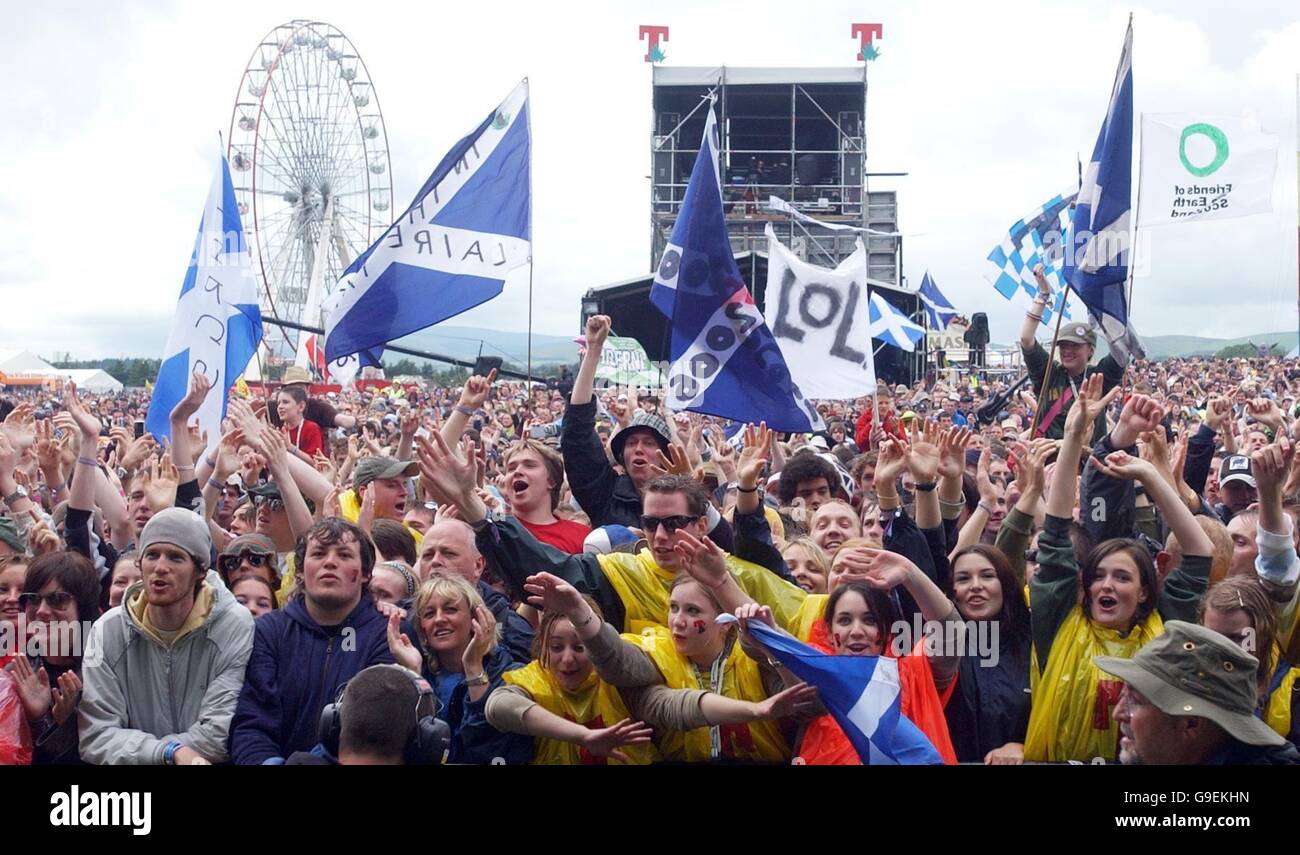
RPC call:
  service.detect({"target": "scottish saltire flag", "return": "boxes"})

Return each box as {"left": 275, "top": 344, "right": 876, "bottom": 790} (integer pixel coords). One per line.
{"left": 918, "top": 272, "right": 956, "bottom": 330}
{"left": 654, "top": 107, "right": 822, "bottom": 433}
{"left": 719, "top": 616, "right": 942, "bottom": 764}
{"left": 146, "top": 152, "right": 263, "bottom": 446}
{"left": 1065, "top": 20, "right": 1143, "bottom": 366}
{"left": 866, "top": 292, "right": 924, "bottom": 352}
{"left": 651, "top": 105, "right": 721, "bottom": 316}
{"left": 985, "top": 192, "right": 1076, "bottom": 326}
{"left": 325, "top": 81, "right": 530, "bottom": 366}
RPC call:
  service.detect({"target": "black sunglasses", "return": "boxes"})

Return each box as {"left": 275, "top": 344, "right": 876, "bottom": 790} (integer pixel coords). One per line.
{"left": 20, "top": 591, "right": 74, "bottom": 610}
{"left": 640, "top": 514, "right": 697, "bottom": 533}
{"left": 218, "top": 552, "right": 272, "bottom": 573}
{"left": 254, "top": 496, "right": 285, "bottom": 512}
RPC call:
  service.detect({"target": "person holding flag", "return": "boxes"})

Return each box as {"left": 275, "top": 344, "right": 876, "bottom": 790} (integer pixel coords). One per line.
{"left": 1020, "top": 263, "right": 1123, "bottom": 441}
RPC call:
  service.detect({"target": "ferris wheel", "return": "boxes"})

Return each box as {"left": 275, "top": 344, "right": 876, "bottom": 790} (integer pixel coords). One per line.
{"left": 227, "top": 19, "right": 393, "bottom": 361}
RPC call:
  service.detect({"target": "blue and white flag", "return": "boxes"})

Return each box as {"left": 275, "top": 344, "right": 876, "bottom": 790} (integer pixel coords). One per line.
{"left": 146, "top": 152, "right": 263, "bottom": 446}
{"left": 325, "top": 81, "right": 530, "bottom": 367}
{"left": 654, "top": 106, "right": 823, "bottom": 433}
{"left": 866, "top": 292, "right": 924, "bottom": 352}
{"left": 1065, "top": 19, "right": 1143, "bottom": 367}
{"left": 718, "top": 616, "right": 943, "bottom": 765}
{"left": 985, "top": 191, "right": 1076, "bottom": 326}
{"left": 651, "top": 105, "right": 721, "bottom": 317}
{"left": 918, "top": 272, "right": 956, "bottom": 330}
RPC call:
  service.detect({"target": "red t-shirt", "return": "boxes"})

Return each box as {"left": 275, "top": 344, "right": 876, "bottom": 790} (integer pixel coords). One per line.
{"left": 519, "top": 517, "right": 592, "bottom": 555}
{"left": 285, "top": 419, "right": 324, "bottom": 458}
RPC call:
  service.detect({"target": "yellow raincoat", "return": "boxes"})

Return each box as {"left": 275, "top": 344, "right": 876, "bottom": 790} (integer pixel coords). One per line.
{"left": 599, "top": 549, "right": 806, "bottom": 635}
{"left": 1025, "top": 606, "right": 1163, "bottom": 762}
{"left": 1262, "top": 645, "right": 1298, "bottom": 740}
{"left": 632, "top": 626, "right": 789, "bottom": 763}
{"left": 502, "top": 662, "right": 658, "bottom": 765}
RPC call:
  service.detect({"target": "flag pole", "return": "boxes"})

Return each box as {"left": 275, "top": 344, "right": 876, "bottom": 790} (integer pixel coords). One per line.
{"left": 525, "top": 77, "right": 534, "bottom": 387}
{"left": 1029, "top": 289, "right": 1070, "bottom": 437}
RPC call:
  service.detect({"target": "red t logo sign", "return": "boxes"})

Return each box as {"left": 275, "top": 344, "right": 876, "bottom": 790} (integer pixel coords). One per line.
{"left": 1092, "top": 679, "right": 1124, "bottom": 730}
{"left": 639, "top": 25, "right": 669, "bottom": 62}
{"left": 850, "top": 23, "right": 883, "bottom": 61}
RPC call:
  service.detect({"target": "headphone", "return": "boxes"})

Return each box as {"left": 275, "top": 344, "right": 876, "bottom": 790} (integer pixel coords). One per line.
{"left": 318, "top": 666, "right": 451, "bottom": 765}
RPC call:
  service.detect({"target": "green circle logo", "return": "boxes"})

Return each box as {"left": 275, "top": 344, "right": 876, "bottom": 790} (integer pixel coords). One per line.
{"left": 1179, "top": 123, "right": 1229, "bottom": 177}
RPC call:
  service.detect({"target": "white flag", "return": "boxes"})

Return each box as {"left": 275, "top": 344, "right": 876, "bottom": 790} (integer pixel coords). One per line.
{"left": 1138, "top": 114, "right": 1278, "bottom": 227}
{"left": 762, "top": 225, "right": 877, "bottom": 401}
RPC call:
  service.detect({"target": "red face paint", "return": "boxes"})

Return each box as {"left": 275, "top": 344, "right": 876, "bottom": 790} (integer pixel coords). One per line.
{"left": 693, "top": 620, "right": 707, "bottom": 635}
{"left": 833, "top": 632, "right": 845, "bottom": 649}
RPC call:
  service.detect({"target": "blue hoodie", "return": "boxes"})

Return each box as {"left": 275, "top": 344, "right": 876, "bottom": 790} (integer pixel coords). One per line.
{"left": 228, "top": 593, "right": 396, "bottom": 765}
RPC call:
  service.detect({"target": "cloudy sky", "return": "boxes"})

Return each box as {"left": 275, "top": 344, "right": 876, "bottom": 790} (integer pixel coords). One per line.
{"left": 3, "top": 1, "right": 1298, "bottom": 360}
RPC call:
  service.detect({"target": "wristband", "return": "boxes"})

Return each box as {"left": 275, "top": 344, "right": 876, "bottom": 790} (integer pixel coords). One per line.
{"left": 1026, "top": 313, "right": 1043, "bottom": 323}
{"left": 977, "top": 500, "right": 996, "bottom": 516}
{"left": 453, "top": 405, "right": 476, "bottom": 417}
{"left": 207, "top": 477, "right": 225, "bottom": 491}
{"left": 736, "top": 484, "right": 758, "bottom": 493}
{"left": 913, "top": 481, "right": 937, "bottom": 492}
{"left": 162, "top": 741, "right": 182, "bottom": 765}
{"left": 77, "top": 456, "right": 99, "bottom": 467}
{"left": 47, "top": 482, "right": 66, "bottom": 494}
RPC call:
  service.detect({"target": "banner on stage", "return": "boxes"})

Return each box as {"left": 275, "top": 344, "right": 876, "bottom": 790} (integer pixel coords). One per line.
{"left": 763, "top": 224, "right": 877, "bottom": 401}
{"left": 1138, "top": 114, "right": 1278, "bottom": 227}
{"left": 596, "top": 336, "right": 660, "bottom": 387}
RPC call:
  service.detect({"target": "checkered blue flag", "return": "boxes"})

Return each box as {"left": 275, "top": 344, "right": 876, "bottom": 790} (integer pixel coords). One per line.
{"left": 985, "top": 191, "right": 1076, "bottom": 325}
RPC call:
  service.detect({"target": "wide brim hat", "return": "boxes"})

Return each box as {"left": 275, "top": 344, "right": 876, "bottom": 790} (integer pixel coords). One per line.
{"left": 1095, "top": 621, "right": 1284, "bottom": 748}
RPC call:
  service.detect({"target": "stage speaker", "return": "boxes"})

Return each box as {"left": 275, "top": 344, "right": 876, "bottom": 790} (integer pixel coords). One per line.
{"left": 964, "top": 313, "right": 990, "bottom": 347}
{"left": 473, "top": 356, "right": 503, "bottom": 377}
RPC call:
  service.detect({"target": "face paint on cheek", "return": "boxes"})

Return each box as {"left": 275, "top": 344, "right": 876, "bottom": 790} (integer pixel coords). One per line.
{"left": 833, "top": 632, "right": 845, "bottom": 648}
{"left": 693, "top": 620, "right": 706, "bottom": 635}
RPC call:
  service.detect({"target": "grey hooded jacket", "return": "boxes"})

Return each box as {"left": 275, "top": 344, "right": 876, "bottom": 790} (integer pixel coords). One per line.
{"left": 78, "top": 569, "right": 254, "bottom": 765}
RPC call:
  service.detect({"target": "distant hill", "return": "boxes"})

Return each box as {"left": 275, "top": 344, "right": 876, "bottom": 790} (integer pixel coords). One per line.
{"left": 1087, "top": 330, "right": 1298, "bottom": 360}
{"left": 391, "top": 325, "right": 578, "bottom": 369}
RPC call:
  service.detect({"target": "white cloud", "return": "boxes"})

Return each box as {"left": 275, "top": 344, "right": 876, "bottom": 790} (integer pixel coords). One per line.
{"left": 2, "top": 0, "right": 1297, "bottom": 360}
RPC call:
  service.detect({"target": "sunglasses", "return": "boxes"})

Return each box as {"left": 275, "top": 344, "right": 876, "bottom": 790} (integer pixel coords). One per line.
{"left": 20, "top": 591, "right": 75, "bottom": 610}
{"left": 218, "top": 552, "right": 272, "bottom": 574}
{"left": 640, "top": 514, "right": 697, "bottom": 533}
{"left": 254, "top": 496, "right": 285, "bottom": 512}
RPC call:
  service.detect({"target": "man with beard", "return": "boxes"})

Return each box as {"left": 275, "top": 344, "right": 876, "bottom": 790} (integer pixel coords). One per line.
{"left": 229, "top": 517, "right": 397, "bottom": 764}
{"left": 79, "top": 508, "right": 254, "bottom": 764}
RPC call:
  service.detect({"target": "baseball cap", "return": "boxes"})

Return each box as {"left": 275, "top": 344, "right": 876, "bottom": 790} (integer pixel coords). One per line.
{"left": 1218, "top": 455, "right": 1255, "bottom": 489}
{"left": 1058, "top": 323, "right": 1097, "bottom": 346}
{"left": 353, "top": 456, "right": 420, "bottom": 491}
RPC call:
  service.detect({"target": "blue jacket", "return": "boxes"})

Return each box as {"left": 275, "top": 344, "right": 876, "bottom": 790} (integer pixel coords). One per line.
{"left": 228, "top": 593, "right": 396, "bottom": 765}
{"left": 425, "top": 645, "right": 533, "bottom": 765}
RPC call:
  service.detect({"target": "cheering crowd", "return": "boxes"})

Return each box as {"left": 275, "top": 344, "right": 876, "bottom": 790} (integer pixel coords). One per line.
{"left": 1, "top": 296, "right": 1297, "bottom": 765}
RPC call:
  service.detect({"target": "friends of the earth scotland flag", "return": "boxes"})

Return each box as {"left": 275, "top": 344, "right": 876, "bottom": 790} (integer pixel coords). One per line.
{"left": 651, "top": 104, "right": 822, "bottom": 432}
{"left": 324, "top": 81, "right": 530, "bottom": 370}
{"left": 146, "top": 151, "right": 263, "bottom": 447}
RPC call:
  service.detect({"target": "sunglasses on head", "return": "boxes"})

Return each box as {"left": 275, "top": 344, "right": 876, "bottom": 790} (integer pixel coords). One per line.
{"left": 640, "top": 514, "right": 697, "bottom": 533}
{"left": 20, "top": 591, "right": 74, "bottom": 610}
{"left": 218, "top": 551, "right": 272, "bottom": 574}
{"left": 254, "top": 496, "right": 285, "bottom": 512}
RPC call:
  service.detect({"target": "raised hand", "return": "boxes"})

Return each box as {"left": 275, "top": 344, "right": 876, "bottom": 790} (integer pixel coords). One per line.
{"left": 580, "top": 718, "right": 655, "bottom": 763}
{"left": 1090, "top": 449, "right": 1159, "bottom": 484}
{"left": 386, "top": 611, "right": 424, "bottom": 674}
{"left": 1009, "top": 440, "right": 1048, "bottom": 500}
{"left": 1251, "top": 436, "right": 1293, "bottom": 499}
{"left": 906, "top": 420, "right": 941, "bottom": 484}
{"left": 1110, "top": 394, "right": 1165, "bottom": 449}
{"left": 937, "top": 426, "right": 972, "bottom": 481}
{"left": 1204, "top": 397, "right": 1231, "bottom": 432}
{"left": 63, "top": 383, "right": 102, "bottom": 439}
{"left": 653, "top": 443, "right": 692, "bottom": 478}
{"left": 862, "top": 549, "right": 921, "bottom": 591}
{"left": 114, "top": 429, "right": 156, "bottom": 473}
{"left": 1247, "top": 398, "right": 1283, "bottom": 434}
{"left": 755, "top": 682, "right": 819, "bottom": 721}
{"left": 10, "top": 655, "right": 52, "bottom": 721}
{"left": 522, "top": 572, "right": 591, "bottom": 620}
{"left": 170, "top": 371, "right": 212, "bottom": 424}
{"left": 142, "top": 455, "right": 179, "bottom": 511}
{"left": 27, "top": 515, "right": 61, "bottom": 556}
{"left": 737, "top": 422, "right": 773, "bottom": 487}
{"left": 458, "top": 368, "right": 498, "bottom": 410}
{"left": 1064, "top": 373, "right": 1119, "bottom": 443}
{"left": 461, "top": 604, "right": 498, "bottom": 673}
{"left": 584, "top": 315, "right": 612, "bottom": 352}
{"left": 415, "top": 433, "right": 478, "bottom": 507}
{"left": 875, "top": 436, "right": 909, "bottom": 489}
{"left": 35, "top": 419, "right": 62, "bottom": 476}
{"left": 672, "top": 529, "right": 731, "bottom": 591}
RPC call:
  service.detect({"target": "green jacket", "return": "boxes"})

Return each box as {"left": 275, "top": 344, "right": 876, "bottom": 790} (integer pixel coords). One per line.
{"left": 1023, "top": 341, "right": 1124, "bottom": 442}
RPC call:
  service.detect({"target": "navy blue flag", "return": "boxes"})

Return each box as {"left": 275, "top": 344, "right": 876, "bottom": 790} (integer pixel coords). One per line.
{"left": 1065, "top": 20, "right": 1143, "bottom": 366}
{"left": 918, "top": 272, "right": 957, "bottom": 330}
{"left": 325, "top": 81, "right": 530, "bottom": 367}
{"left": 652, "top": 106, "right": 823, "bottom": 432}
